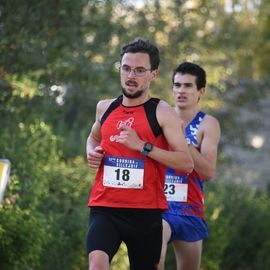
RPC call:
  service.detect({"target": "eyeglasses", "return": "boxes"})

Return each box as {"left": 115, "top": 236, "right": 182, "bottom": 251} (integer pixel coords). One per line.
{"left": 120, "top": 65, "right": 152, "bottom": 77}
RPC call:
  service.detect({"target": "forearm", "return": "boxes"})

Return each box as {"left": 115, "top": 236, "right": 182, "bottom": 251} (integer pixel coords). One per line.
{"left": 86, "top": 134, "right": 105, "bottom": 169}
{"left": 86, "top": 134, "right": 100, "bottom": 156}
{"left": 147, "top": 146, "right": 194, "bottom": 173}
{"left": 86, "top": 120, "right": 102, "bottom": 156}
{"left": 189, "top": 146, "right": 216, "bottom": 180}
{"left": 117, "top": 122, "right": 194, "bottom": 172}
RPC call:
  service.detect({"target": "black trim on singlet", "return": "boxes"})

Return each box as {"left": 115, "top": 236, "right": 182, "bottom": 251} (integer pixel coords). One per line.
{"left": 143, "top": 98, "right": 162, "bottom": 138}
{"left": 100, "top": 96, "right": 123, "bottom": 126}
{"left": 100, "top": 95, "right": 162, "bottom": 138}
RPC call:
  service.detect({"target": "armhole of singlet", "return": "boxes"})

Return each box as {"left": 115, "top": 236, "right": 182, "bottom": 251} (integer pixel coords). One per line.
{"left": 100, "top": 96, "right": 122, "bottom": 126}
{"left": 144, "top": 98, "right": 162, "bottom": 138}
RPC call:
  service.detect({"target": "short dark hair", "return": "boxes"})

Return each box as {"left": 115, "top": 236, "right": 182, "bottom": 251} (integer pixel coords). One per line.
{"left": 172, "top": 62, "right": 206, "bottom": 90}
{"left": 120, "top": 38, "right": 160, "bottom": 70}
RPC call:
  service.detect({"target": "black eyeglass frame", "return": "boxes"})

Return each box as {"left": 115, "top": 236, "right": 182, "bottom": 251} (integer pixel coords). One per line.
{"left": 119, "top": 65, "right": 152, "bottom": 77}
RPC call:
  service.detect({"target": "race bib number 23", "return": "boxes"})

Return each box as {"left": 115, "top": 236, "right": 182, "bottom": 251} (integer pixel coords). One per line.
{"left": 165, "top": 168, "right": 188, "bottom": 202}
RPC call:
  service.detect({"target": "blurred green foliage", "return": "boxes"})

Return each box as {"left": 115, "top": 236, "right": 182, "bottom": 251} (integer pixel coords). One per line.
{"left": 204, "top": 183, "right": 270, "bottom": 270}
{"left": 1, "top": 0, "right": 269, "bottom": 269}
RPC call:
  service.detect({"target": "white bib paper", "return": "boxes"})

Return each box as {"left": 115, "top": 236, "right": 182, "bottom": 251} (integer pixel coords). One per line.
{"left": 165, "top": 168, "right": 188, "bottom": 202}
{"left": 103, "top": 156, "right": 144, "bottom": 189}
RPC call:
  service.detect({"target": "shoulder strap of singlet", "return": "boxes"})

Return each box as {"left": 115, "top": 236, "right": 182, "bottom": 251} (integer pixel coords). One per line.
{"left": 143, "top": 98, "right": 162, "bottom": 138}
{"left": 100, "top": 96, "right": 123, "bottom": 126}
{"left": 185, "top": 111, "right": 206, "bottom": 145}
{"left": 186, "top": 111, "right": 206, "bottom": 130}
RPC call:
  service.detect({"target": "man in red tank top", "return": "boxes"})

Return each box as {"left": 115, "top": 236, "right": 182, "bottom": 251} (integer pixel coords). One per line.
{"left": 86, "top": 39, "right": 194, "bottom": 270}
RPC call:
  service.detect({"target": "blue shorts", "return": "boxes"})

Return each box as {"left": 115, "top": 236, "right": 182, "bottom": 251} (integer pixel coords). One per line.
{"left": 162, "top": 212, "right": 208, "bottom": 242}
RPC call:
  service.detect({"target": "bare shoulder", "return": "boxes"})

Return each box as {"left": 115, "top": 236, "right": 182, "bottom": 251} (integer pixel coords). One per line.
{"left": 97, "top": 98, "right": 115, "bottom": 111}
{"left": 96, "top": 98, "right": 115, "bottom": 121}
{"left": 200, "top": 114, "right": 221, "bottom": 140}
{"left": 202, "top": 114, "right": 220, "bottom": 130}
{"left": 156, "top": 100, "right": 179, "bottom": 126}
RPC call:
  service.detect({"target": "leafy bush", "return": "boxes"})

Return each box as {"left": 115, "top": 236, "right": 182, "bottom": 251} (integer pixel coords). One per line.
{"left": 0, "top": 193, "right": 49, "bottom": 270}
{"left": 203, "top": 182, "right": 270, "bottom": 270}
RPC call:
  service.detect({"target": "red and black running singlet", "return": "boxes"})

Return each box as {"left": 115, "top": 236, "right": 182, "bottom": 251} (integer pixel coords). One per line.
{"left": 88, "top": 96, "right": 169, "bottom": 210}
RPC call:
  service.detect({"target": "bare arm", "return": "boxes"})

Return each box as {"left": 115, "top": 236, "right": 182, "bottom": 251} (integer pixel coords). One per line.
{"left": 152, "top": 101, "right": 194, "bottom": 172}
{"left": 189, "top": 115, "right": 221, "bottom": 180}
{"left": 118, "top": 101, "right": 194, "bottom": 173}
{"left": 86, "top": 99, "right": 113, "bottom": 169}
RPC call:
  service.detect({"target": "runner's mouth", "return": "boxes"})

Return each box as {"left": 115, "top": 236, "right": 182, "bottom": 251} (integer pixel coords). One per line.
{"left": 126, "top": 80, "right": 138, "bottom": 87}
{"left": 177, "top": 96, "right": 187, "bottom": 101}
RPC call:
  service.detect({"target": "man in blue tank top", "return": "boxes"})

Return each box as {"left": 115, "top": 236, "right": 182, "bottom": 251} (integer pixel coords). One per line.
{"left": 158, "top": 62, "right": 221, "bottom": 270}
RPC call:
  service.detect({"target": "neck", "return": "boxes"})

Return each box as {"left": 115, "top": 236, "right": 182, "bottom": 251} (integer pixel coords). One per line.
{"left": 175, "top": 106, "right": 199, "bottom": 126}
{"left": 122, "top": 93, "right": 151, "bottom": 107}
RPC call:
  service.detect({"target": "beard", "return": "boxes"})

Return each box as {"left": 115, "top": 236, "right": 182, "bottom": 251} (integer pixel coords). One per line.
{"left": 121, "top": 86, "right": 143, "bottom": 99}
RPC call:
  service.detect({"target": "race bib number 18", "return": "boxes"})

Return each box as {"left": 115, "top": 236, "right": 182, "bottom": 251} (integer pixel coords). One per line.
{"left": 103, "top": 156, "right": 144, "bottom": 189}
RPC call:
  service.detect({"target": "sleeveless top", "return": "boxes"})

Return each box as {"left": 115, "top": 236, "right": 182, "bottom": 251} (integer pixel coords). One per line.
{"left": 88, "top": 95, "right": 169, "bottom": 210}
{"left": 164, "top": 111, "right": 206, "bottom": 218}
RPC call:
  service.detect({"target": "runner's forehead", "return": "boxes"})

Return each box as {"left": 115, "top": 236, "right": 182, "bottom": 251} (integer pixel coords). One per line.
{"left": 174, "top": 73, "right": 196, "bottom": 84}
{"left": 121, "top": 53, "right": 151, "bottom": 68}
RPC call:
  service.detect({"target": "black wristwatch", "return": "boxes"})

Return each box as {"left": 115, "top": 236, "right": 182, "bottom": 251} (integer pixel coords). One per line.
{"left": 141, "top": 142, "right": 153, "bottom": 156}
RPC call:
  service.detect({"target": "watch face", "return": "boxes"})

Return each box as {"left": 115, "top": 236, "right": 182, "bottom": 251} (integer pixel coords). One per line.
{"left": 144, "top": 143, "right": 153, "bottom": 151}
{"left": 141, "top": 142, "right": 153, "bottom": 156}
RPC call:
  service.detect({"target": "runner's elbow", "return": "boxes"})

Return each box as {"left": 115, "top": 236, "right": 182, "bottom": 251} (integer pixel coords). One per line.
{"left": 175, "top": 158, "right": 194, "bottom": 174}
{"left": 201, "top": 168, "right": 216, "bottom": 181}
{"left": 185, "top": 160, "right": 194, "bottom": 174}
